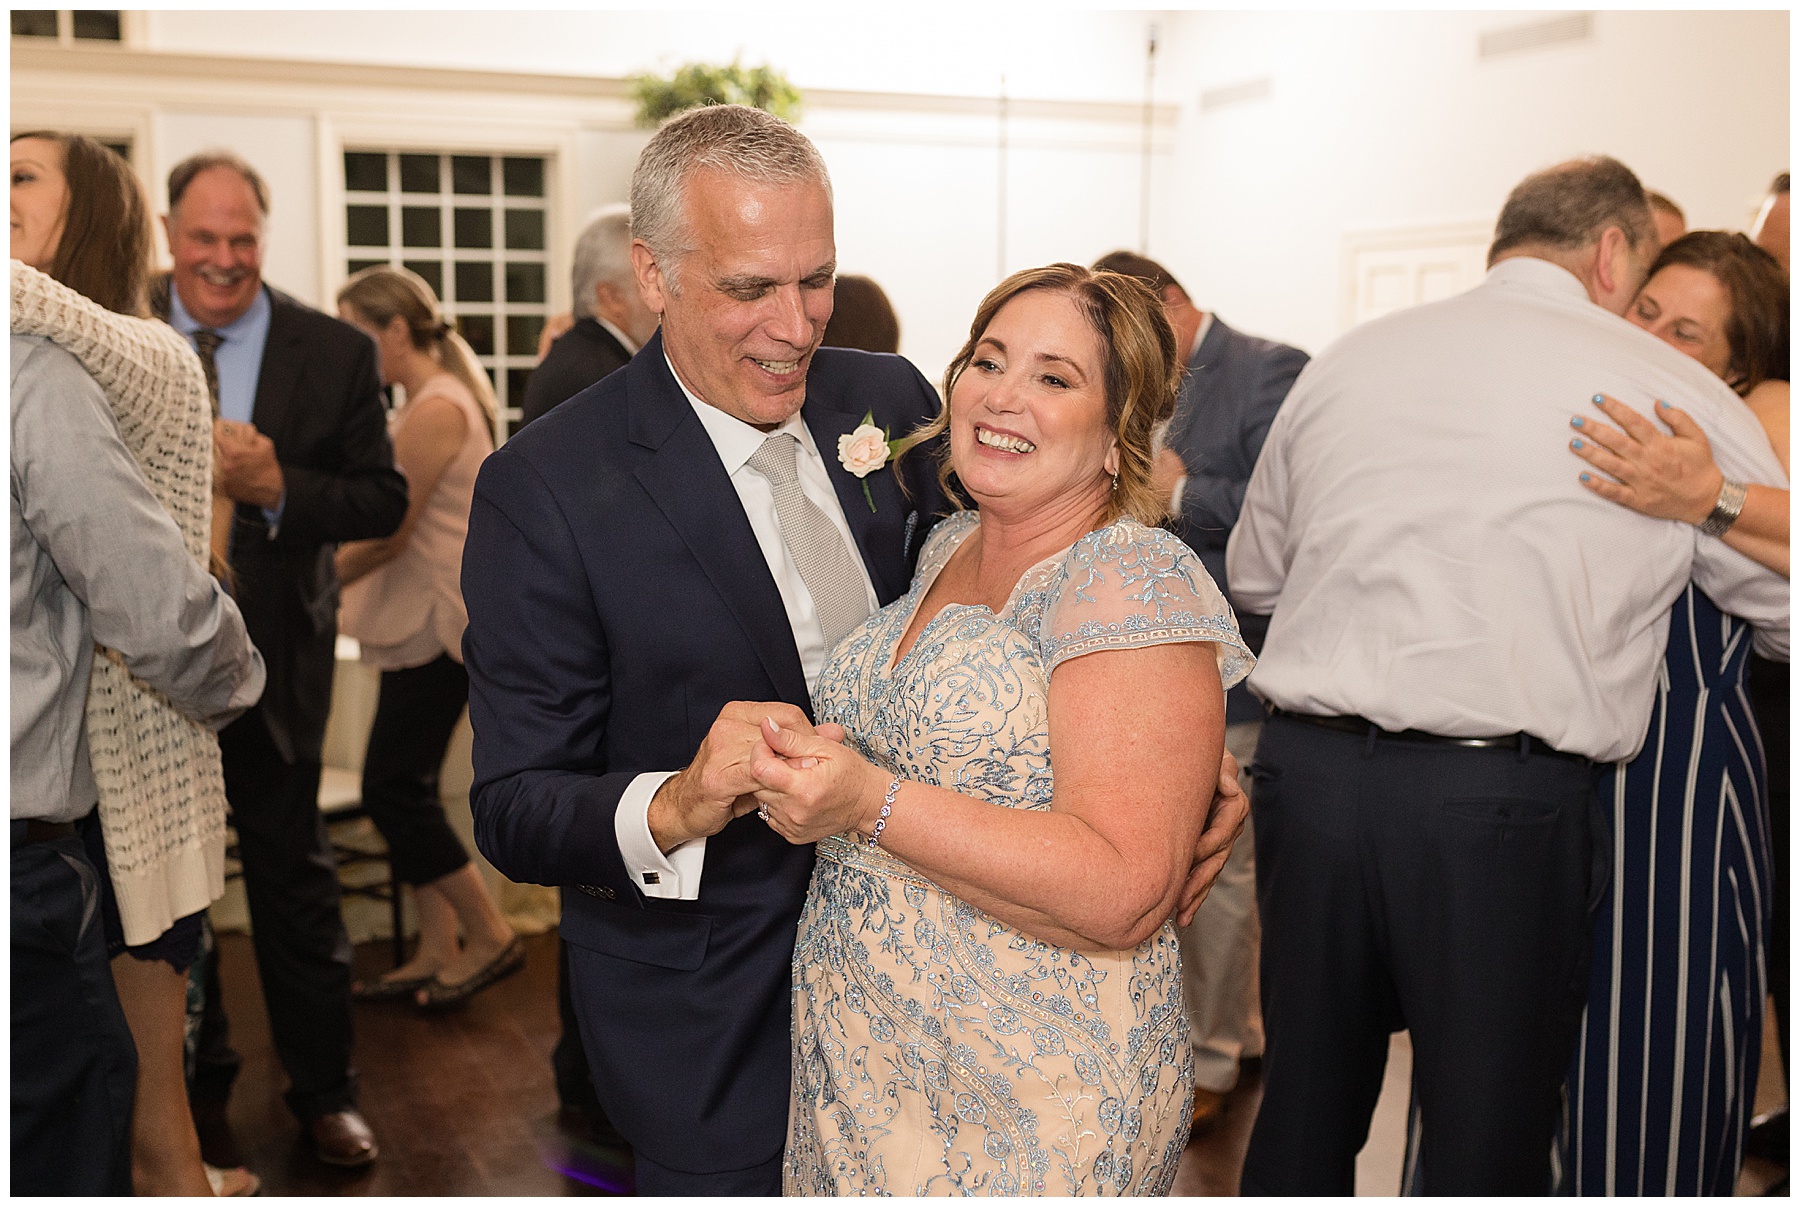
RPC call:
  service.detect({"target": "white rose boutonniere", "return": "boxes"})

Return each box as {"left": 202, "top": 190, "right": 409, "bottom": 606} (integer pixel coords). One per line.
{"left": 838, "top": 411, "right": 903, "bottom": 511}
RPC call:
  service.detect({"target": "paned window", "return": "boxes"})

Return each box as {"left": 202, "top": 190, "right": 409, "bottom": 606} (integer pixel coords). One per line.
{"left": 343, "top": 149, "right": 550, "bottom": 441}
{"left": 11, "top": 10, "right": 124, "bottom": 42}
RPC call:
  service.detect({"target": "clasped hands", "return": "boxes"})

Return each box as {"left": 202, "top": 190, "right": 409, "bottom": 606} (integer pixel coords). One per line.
{"left": 648, "top": 701, "right": 1250, "bottom": 928}
{"left": 213, "top": 418, "right": 284, "bottom": 509}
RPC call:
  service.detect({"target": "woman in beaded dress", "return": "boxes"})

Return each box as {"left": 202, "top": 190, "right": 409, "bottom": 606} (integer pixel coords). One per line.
{"left": 748, "top": 264, "right": 1253, "bottom": 1195}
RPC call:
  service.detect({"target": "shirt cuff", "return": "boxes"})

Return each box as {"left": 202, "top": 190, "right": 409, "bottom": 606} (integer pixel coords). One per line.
{"left": 260, "top": 487, "right": 286, "bottom": 539}
{"left": 1170, "top": 474, "right": 1189, "bottom": 516}
{"left": 613, "top": 770, "right": 706, "bottom": 900}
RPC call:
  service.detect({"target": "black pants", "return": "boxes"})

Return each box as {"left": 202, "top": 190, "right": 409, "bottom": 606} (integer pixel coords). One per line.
{"left": 202, "top": 706, "right": 357, "bottom": 1121}
{"left": 1748, "top": 653, "right": 1788, "bottom": 1071}
{"left": 1240, "top": 716, "right": 1605, "bottom": 1195}
{"left": 12, "top": 823, "right": 137, "bottom": 1195}
{"left": 361, "top": 654, "right": 473, "bottom": 887}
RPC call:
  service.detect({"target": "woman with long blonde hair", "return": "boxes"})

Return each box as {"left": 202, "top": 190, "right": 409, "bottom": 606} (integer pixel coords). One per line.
{"left": 335, "top": 266, "right": 521, "bottom": 1008}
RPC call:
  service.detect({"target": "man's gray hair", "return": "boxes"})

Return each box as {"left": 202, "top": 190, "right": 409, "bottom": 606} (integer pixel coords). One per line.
{"left": 570, "top": 203, "right": 634, "bottom": 320}
{"left": 1487, "top": 155, "right": 1652, "bottom": 267}
{"left": 629, "top": 104, "right": 831, "bottom": 290}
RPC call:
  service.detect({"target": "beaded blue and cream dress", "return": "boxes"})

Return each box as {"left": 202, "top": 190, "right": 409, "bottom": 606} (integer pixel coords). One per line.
{"left": 783, "top": 510, "right": 1253, "bottom": 1196}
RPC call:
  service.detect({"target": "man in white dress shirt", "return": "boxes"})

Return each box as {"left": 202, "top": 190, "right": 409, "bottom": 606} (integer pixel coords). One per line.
{"left": 1229, "top": 156, "right": 1789, "bottom": 1195}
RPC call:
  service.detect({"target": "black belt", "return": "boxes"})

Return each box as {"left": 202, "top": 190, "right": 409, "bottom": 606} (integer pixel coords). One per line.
{"left": 11, "top": 818, "right": 77, "bottom": 849}
{"left": 1270, "top": 708, "right": 1590, "bottom": 765}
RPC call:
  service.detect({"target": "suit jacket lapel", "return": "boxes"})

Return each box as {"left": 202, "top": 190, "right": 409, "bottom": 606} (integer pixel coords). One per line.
{"left": 251, "top": 288, "right": 305, "bottom": 445}
{"left": 628, "top": 340, "right": 810, "bottom": 707}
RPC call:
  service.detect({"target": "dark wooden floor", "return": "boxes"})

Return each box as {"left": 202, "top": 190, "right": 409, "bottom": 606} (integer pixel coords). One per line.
{"left": 211, "top": 931, "right": 630, "bottom": 1195}
{"left": 209, "top": 930, "right": 1264, "bottom": 1196}
{"left": 213, "top": 930, "right": 1777, "bottom": 1196}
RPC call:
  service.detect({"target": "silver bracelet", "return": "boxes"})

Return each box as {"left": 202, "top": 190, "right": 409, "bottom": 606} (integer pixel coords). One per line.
{"left": 867, "top": 778, "right": 900, "bottom": 850}
{"left": 1697, "top": 478, "right": 1749, "bottom": 538}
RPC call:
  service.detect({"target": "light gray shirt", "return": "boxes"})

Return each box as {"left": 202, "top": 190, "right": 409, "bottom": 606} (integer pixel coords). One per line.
{"left": 11, "top": 334, "right": 265, "bottom": 821}
{"left": 1228, "top": 258, "right": 1789, "bottom": 764}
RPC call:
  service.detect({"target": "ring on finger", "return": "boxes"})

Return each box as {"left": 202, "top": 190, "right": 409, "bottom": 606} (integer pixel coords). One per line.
{"left": 757, "top": 804, "right": 770, "bottom": 822}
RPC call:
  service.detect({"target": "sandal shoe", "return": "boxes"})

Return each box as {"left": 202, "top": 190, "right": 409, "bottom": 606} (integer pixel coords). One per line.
{"left": 204, "top": 1163, "right": 262, "bottom": 1196}
{"left": 417, "top": 936, "right": 526, "bottom": 1010}
{"left": 351, "top": 971, "right": 438, "bottom": 1001}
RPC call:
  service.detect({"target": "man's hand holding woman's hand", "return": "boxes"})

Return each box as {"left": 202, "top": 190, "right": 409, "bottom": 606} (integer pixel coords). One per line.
{"left": 748, "top": 717, "right": 881, "bottom": 845}
{"left": 647, "top": 702, "right": 845, "bottom": 853}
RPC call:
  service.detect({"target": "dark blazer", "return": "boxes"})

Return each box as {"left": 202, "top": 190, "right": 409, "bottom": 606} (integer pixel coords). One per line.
{"left": 1165, "top": 316, "right": 1308, "bottom": 722}
{"left": 463, "top": 334, "right": 944, "bottom": 1174}
{"left": 519, "top": 317, "right": 632, "bottom": 427}
{"left": 154, "top": 278, "right": 408, "bottom": 763}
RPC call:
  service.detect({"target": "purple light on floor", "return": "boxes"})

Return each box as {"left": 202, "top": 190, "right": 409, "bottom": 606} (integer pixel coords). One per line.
{"left": 547, "top": 1158, "right": 632, "bottom": 1194}
{"left": 541, "top": 1139, "right": 634, "bottom": 1194}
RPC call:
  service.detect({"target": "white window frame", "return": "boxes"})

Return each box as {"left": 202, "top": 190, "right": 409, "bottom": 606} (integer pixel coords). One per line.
{"left": 320, "top": 115, "right": 578, "bottom": 444}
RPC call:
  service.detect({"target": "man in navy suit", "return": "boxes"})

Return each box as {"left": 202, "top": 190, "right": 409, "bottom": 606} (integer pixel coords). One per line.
{"left": 462, "top": 105, "right": 951, "bottom": 1195}
{"left": 1096, "top": 250, "right": 1308, "bottom": 1133}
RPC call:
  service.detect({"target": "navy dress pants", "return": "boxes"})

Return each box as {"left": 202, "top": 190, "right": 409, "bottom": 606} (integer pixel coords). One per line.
{"left": 11, "top": 823, "right": 137, "bottom": 1195}
{"left": 1240, "top": 714, "right": 1605, "bottom": 1195}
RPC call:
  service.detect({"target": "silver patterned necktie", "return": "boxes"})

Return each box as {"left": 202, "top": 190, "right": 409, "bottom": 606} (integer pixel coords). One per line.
{"left": 746, "top": 432, "right": 871, "bottom": 651}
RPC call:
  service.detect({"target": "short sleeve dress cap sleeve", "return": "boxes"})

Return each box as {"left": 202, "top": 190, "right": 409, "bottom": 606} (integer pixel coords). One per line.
{"left": 1035, "top": 519, "right": 1254, "bottom": 687}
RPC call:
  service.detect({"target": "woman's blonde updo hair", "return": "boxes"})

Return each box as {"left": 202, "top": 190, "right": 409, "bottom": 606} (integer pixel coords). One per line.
{"left": 336, "top": 265, "right": 498, "bottom": 427}
{"left": 902, "top": 262, "right": 1182, "bottom": 527}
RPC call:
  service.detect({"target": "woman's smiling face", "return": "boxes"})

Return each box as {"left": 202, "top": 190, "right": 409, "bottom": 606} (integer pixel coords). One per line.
{"left": 948, "top": 288, "right": 1118, "bottom": 523}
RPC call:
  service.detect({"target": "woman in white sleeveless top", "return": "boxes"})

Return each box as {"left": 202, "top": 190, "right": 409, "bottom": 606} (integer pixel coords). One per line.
{"left": 334, "top": 268, "right": 521, "bottom": 1008}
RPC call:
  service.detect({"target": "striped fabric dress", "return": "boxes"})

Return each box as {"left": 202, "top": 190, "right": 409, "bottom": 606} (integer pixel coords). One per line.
{"left": 1557, "top": 585, "right": 1772, "bottom": 1195}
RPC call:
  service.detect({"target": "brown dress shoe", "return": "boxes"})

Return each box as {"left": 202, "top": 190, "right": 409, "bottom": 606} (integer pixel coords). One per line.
{"left": 308, "top": 1108, "right": 379, "bottom": 1167}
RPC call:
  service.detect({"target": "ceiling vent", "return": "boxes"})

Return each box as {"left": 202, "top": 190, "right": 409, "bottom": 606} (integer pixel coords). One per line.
{"left": 1479, "top": 12, "right": 1593, "bottom": 60}
{"left": 1200, "top": 76, "right": 1272, "bottom": 112}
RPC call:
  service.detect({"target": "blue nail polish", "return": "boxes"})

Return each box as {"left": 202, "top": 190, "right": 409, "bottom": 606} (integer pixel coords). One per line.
{"left": 1658, "top": 399, "right": 1671, "bottom": 409}
{"left": 1592, "top": 394, "right": 1604, "bottom": 403}
{"left": 1581, "top": 472, "right": 1591, "bottom": 482}
{"left": 1570, "top": 415, "right": 1585, "bottom": 428}
{"left": 1571, "top": 438, "right": 1584, "bottom": 449}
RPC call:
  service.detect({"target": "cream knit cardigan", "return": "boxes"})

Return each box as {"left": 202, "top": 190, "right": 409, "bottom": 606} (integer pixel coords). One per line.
{"left": 11, "top": 261, "right": 229, "bottom": 945}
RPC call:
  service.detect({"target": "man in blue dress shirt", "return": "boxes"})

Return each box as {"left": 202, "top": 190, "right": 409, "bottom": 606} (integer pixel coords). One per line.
{"left": 154, "top": 149, "right": 406, "bottom": 1170}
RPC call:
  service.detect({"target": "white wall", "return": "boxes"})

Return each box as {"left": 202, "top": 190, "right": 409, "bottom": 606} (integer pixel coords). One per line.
{"left": 141, "top": 9, "right": 1163, "bottom": 105}
{"left": 15, "top": 10, "right": 1786, "bottom": 376}
{"left": 155, "top": 112, "right": 318, "bottom": 305}
{"left": 1157, "top": 9, "right": 1789, "bottom": 357}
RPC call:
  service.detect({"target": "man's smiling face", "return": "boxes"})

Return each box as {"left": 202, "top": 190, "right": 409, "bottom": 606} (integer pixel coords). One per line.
{"left": 635, "top": 168, "right": 836, "bottom": 429}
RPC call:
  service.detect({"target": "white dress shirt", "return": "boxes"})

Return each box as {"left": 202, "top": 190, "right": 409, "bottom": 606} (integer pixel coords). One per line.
{"left": 1227, "top": 257, "right": 1789, "bottom": 764}
{"left": 614, "top": 356, "right": 880, "bottom": 899}
{"left": 595, "top": 315, "right": 641, "bottom": 356}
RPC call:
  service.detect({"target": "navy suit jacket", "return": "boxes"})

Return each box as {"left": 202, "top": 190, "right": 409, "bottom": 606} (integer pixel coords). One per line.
{"left": 462, "top": 334, "right": 945, "bottom": 1173}
{"left": 1165, "top": 317, "right": 1307, "bottom": 723}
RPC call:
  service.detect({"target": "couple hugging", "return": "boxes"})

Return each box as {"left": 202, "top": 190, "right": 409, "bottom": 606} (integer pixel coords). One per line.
{"left": 463, "top": 104, "right": 1251, "bottom": 1196}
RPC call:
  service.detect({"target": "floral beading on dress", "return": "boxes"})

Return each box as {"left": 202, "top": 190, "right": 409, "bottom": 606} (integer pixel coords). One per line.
{"left": 783, "top": 510, "right": 1252, "bottom": 1196}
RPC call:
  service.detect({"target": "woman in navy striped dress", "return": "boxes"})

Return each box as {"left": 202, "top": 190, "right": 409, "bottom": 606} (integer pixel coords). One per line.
{"left": 1558, "top": 232, "right": 1789, "bottom": 1194}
